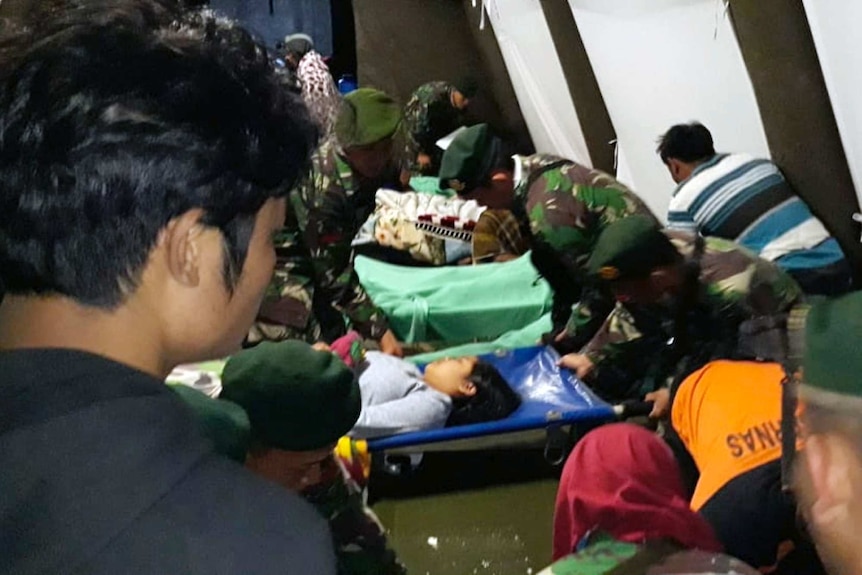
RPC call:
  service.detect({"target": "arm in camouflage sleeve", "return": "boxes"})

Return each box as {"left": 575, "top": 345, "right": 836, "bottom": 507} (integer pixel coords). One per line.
{"left": 561, "top": 285, "right": 617, "bottom": 350}
{"left": 581, "top": 302, "right": 668, "bottom": 375}
{"left": 581, "top": 302, "right": 641, "bottom": 365}
{"left": 305, "top": 457, "right": 407, "bottom": 575}
{"left": 402, "top": 96, "right": 430, "bottom": 160}
{"left": 702, "top": 241, "right": 804, "bottom": 319}
{"left": 298, "top": 167, "right": 391, "bottom": 341}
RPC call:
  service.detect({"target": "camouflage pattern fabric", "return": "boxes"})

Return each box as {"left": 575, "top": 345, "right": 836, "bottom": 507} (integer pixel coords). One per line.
{"left": 582, "top": 233, "right": 803, "bottom": 386}
{"left": 537, "top": 535, "right": 758, "bottom": 575}
{"left": 514, "top": 154, "right": 658, "bottom": 344}
{"left": 252, "top": 138, "right": 408, "bottom": 344}
{"left": 403, "top": 81, "right": 464, "bottom": 171}
{"left": 304, "top": 455, "right": 406, "bottom": 575}
{"left": 515, "top": 154, "right": 656, "bottom": 263}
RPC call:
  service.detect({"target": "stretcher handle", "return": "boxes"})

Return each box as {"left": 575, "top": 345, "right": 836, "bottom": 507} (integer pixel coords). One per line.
{"left": 614, "top": 400, "right": 655, "bottom": 419}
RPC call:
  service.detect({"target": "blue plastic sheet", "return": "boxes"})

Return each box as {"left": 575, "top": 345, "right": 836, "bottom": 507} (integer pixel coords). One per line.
{"left": 366, "top": 346, "right": 615, "bottom": 452}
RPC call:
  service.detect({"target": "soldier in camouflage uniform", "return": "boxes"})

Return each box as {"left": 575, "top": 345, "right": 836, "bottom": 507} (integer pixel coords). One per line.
{"left": 403, "top": 79, "right": 476, "bottom": 173}
{"left": 438, "top": 123, "right": 658, "bottom": 353}
{"left": 251, "top": 88, "right": 409, "bottom": 355}
{"left": 303, "top": 454, "right": 406, "bottom": 575}
{"left": 537, "top": 536, "right": 760, "bottom": 575}
{"left": 789, "top": 292, "right": 862, "bottom": 575}
{"left": 221, "top": 340, "right": 406, "bottom": 575}
{"left": 559, "top": 215, "right": 803, "bottom": 406}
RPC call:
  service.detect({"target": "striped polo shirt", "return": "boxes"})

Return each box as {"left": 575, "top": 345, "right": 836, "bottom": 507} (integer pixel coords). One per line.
{"left": 667, "top": 153, "right": 845, "bottom": 270}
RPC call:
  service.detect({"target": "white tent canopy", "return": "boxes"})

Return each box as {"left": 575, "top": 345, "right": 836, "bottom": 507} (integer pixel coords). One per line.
{"left": 568, "top": 0, "right": 770, "bottom": 218}
{"left": 484, "top": 0, "right": 592, "bottom": 166}
{"left": 802, "top": 0, "right": 862, "bottom": 207}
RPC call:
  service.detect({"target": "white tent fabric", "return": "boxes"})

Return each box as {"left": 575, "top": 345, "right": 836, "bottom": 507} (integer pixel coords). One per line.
{"left": 567, "top": 0, "right": 770, "bottom": 220}
{"left": 801, "top": 0, "right": 862, "bottom": 207}
{"left": 480, "top": 0, "right": 592, "bottom": 166}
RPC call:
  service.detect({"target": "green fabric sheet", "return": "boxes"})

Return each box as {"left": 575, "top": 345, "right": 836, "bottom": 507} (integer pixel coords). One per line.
{"left": 406, "top": 312, "right": 552, "bottom": 364}
{"left": 355, "top": 252, "right": 552, "bottom": 343}
{"left": 409, "top": 175, "right": 453, "bottom": 197}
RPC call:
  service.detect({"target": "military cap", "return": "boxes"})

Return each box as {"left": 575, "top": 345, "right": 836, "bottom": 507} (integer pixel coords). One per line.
{"left": 454, "top": 76, "right": 479, "bottom": 99}
{"left": 221, "top": 340, "right": 361, "bottom": 451}
{"left": 170, "top": 384, "right": 251, "bottom": 463}
{"left": 335, "top": 88, "right": 401, "bottom": 148}
{"left": 438, "top": 123, "right": 501, "bottom": 195}
{"left": 801, "top": 292, "right": 862, "bottom": 401}
{"left": 586, "top": 215, "right": 680, "bottom": 281}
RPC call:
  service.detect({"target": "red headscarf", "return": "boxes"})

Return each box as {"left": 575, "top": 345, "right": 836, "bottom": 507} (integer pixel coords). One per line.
{"left": 552, "top": 423, "right": 722, "bottom": 560}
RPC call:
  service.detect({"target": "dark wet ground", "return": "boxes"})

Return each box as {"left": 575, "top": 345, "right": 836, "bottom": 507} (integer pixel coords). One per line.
{"left": 369, "top": 449, "right": 564, "bottom": 575}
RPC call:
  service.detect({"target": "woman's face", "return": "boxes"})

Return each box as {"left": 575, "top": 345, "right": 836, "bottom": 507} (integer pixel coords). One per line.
{"left": 423, "top": 356, "right": 479, "bottom": 398}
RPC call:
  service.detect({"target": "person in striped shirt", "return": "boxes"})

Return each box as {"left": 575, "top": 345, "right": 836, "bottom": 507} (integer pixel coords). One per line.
{"left": 658, "top": 122, "right": 852, "bottom": 296}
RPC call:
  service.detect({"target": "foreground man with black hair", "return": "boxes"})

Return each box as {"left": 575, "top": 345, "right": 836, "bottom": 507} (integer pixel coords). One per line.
{"left": 0, "top": 2, "right": 336, "bottom": 573}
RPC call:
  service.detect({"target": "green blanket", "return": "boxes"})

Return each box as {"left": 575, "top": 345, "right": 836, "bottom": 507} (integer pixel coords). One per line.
{"left": 409, "top": 176, "right": 453, "bottom": 197}
{"left": 355, "top": 252, "right": 552, "bottom": 343}
{"left": 407, "top": 313, "right": 551, "bottom": 364}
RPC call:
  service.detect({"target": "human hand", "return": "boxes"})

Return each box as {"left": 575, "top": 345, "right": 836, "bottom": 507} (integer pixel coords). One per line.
{"left": 417, "top": 153, "right": 432, "bottom": 170}
{"left": 557, "top": 353, "right": 595, "bottom": 379}
{"left": 312, "top": 342, "right": 332, "bottom": 353}
{"left": 379, "top": 329, "right": 404, "bottom": 357}
{"left": 645, "top": 388, "right": 671, "bottom": 419}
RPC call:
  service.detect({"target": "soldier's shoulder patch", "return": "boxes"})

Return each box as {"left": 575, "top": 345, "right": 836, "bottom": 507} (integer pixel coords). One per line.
{"left": 598, "top": 266, "right": 620, "bottom": 280}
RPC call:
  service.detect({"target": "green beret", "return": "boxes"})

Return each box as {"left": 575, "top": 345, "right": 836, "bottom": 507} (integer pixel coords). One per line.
{"left": 454, "top": 76, "right": 479, "bottom": 99}
{"left": 335, "top": 88, "right": 401, "bottom": 148}
{"left": 170, "top": 384, "right": 250, "bottom": 463}
{"left": 221, "top": 341, "right": 361, "bottom": 451}
{"left": 803, "top": 292, "right": 862, "bottom": 399}
{"left": 587, "top": 215, "right": 680, "bottom": 281}
{"left": 438, "top": 123, "right": 500, "bottom": 195}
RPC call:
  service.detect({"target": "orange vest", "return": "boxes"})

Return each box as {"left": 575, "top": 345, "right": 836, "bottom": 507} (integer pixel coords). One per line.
{"left": 672, "top": 361, "right": 784, "bottom": 511}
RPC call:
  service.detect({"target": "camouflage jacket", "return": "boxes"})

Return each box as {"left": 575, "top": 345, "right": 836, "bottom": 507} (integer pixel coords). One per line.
{"left": 514, "top": 154, "right": 657, "bottom": 264}
{"left": 514, "top": 154, "right": 658, "bottom": 343}
{"left": 583, "top": 233, "right": 803, "bottom": 383}
{"left": 304, "top": 456, "right": 406, "bottom": 575}
{"left": 251, "top": 139, "right": 406, "bottom": 344}
{"left": 403, "top": 81, "right": 464, "bottom": 159}
{"left": 538, "top": 534, "right": 758, "bottom": 575}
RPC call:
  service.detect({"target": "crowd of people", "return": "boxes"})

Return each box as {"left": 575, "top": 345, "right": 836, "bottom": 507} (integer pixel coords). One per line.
{"left": 1, "top": 1, "right": 862, "bottom": 574}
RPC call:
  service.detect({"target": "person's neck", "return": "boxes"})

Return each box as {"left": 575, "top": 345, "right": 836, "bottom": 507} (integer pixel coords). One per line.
{"left": 682, "top": 157, "right": 711, "bottom": 181}
{"left": 0, "top": 295, "right": 170, "bottom": 378}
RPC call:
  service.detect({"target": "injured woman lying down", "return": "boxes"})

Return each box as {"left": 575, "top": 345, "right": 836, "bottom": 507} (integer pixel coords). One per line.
{"left": 168, "top": 338, "right": 521, "bottom": 441}
{"left": 349, "top": 351, "right": 521, "bottom": 438}
{"left": 311, "top": 332, "right": 521, "bottom": 438}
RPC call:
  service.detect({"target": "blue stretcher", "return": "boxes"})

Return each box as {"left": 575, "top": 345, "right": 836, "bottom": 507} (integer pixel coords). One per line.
{"left": 366, "top": 346, "right": 645, "bottom": 456}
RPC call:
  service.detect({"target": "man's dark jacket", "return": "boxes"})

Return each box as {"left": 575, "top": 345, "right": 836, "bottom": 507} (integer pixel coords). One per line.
{"left": 0, "top": 349, "right": 336, "bottom": 574}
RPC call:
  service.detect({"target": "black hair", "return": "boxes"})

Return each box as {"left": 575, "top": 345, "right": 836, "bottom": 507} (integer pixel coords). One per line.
{"left": 0, "top": 1, "right": 318, "bottom": 308}
{"left": 454, "top": 76, "right": 479, "bottom": 99}
{"left": 446, "top": 361, "right": 522, "bottom": 427}
{"left": 657, "top": 122, "right": 715, "bottom": 164}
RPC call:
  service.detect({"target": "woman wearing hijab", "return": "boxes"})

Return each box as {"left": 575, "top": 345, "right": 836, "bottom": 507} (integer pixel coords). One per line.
{"left": 283, "top": 33, "right": 341, "bottom": 138}
{"left": 543, "top": 423, "right": 757, "bottom": 575}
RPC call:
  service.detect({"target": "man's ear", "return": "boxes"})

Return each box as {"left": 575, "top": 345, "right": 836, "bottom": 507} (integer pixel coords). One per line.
{"left": 164, "top": 208, "right": 207, "bottom": 287}
{"left": 459, "top": 380, "right": 478, "bottom": 397}
{"left": 805, "top": 434, "right": 856, "bottom": 526}
{"left": 490, "top": 170, "right": 510, "bottom": 183}
{"left": 666, "top": 158, "right": 684, "bottom": 181}
{"left": 650, "top": 267, "right": 671, "bottom": 288}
